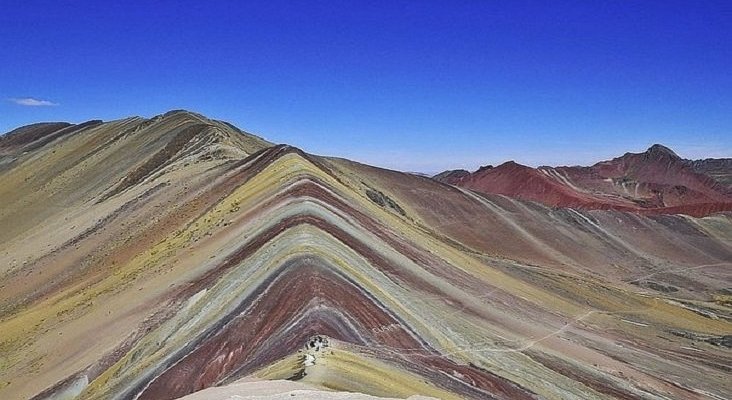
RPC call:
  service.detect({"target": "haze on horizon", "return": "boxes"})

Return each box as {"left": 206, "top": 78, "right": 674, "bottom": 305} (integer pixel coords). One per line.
{"left": 1, "top": 0, "right": 730, "bottom": 173}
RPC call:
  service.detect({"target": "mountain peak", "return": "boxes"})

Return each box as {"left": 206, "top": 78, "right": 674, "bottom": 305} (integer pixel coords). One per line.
{"left": 476, "top": 164, "right": 494, "bottom": 173}
{"left": 645, "top": 144, "right": 680, "bottom": 159}
{"left": 495, "top": 160, "right": 529, "bottom": 170}
{"left": 162, "top": 109, "right": 204, "bottom": 118}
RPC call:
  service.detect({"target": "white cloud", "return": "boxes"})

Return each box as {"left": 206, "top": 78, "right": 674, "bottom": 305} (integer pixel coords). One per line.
{"left": 8, "top": 97, "right": 59, "bottom": 106}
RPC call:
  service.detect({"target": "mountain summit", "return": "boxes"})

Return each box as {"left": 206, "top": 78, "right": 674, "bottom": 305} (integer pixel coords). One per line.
{"left": 645, "top": 143, "right": 681, "bottom": 159}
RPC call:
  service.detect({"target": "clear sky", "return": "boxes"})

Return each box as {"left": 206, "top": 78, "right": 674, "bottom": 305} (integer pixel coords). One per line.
{"left": 1, "top": 1, "right": 730, "bottom": 173}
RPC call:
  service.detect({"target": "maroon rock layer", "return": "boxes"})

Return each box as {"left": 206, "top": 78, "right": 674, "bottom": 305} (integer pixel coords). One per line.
{"left": 435, "top": 144, "right": 732, "bottom": 217}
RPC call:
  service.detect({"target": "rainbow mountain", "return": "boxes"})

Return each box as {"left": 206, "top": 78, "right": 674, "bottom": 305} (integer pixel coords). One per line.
{"left": 1, "top": 111, "right": 730, "bottom": 400}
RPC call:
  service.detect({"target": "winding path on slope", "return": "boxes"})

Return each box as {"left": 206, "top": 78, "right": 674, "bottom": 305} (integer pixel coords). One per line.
{"left": 631, "top": 262, "right": 732, "bottom": 282}
{"left": 358, "top": 296, "right": 663, "bottom": 358}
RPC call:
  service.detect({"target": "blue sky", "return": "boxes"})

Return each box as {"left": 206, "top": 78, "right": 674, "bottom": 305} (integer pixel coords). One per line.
{"left": 1, "top": 1, "right": 730, "bottom": 173}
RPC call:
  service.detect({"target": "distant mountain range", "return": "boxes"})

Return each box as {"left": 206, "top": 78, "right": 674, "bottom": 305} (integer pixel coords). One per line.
{"left": 435, "top": 144, "right": 732, "bottom": 217}
{"left": 1, "top": 111, "right": 730, "bottom": 400}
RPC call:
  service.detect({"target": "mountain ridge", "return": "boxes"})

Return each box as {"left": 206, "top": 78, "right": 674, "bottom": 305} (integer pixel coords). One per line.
{"left": 1, "top": 112, "right": 730, "bottom": 400}
{"left": 435, "top": 144, "right": 732, "bottom": 216}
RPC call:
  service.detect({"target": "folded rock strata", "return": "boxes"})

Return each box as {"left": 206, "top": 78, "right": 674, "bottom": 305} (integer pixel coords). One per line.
{"left": 0, "top": 111, "right": 730, "bottom": 400}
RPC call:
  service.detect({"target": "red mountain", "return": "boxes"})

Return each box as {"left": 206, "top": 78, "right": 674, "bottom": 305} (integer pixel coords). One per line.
{"left": 435, "top": 144, "right": 732, "bottom": 217}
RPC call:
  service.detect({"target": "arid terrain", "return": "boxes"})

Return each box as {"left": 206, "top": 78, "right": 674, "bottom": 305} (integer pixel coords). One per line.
{"left": 1, "top": 111, "right": 730, "bottom": 400}
{"left": 435, "top": 144, "right": 732, "bottom": 217}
